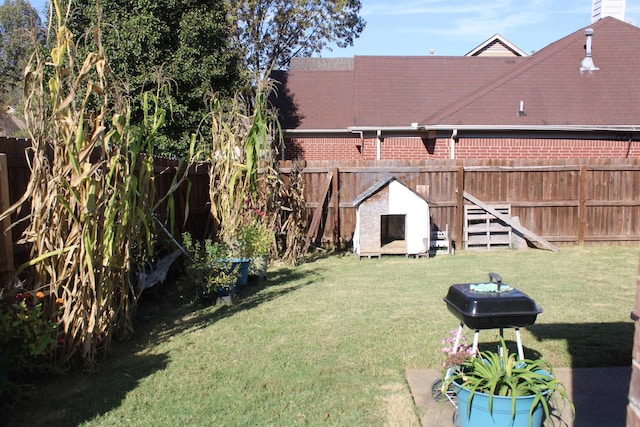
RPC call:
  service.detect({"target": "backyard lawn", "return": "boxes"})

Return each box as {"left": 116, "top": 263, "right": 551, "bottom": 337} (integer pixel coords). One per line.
{"left": 4, "top": 246, "right": 638, "bottom": 426}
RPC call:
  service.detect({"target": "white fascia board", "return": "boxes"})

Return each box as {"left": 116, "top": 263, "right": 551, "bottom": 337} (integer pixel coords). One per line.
{"left": 283, "top": 124, "right": 640, "bottom": 138}
{"left": 423, "top": 124, "right": 640, "bottom": 132}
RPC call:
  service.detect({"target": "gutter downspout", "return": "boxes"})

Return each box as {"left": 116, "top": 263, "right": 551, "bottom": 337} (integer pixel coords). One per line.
{"left": 449, "top": 129, "right": 458, "bottom": 159}
{"left": 376, "top": 129, "right": 383, "bottom": 160}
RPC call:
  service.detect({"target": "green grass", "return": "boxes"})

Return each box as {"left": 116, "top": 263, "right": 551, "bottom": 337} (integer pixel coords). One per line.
{"left": 4, "top": 246, "right": 638, "bottom": 426}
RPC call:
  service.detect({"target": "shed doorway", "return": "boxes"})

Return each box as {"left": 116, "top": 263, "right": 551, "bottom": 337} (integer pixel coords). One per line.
{"left": 381, "top": 214, "right": 407, "bottom": 253}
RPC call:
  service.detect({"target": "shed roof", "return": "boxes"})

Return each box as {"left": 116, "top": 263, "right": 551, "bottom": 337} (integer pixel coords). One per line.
{"left": 352, "top": 175, "right": 396, "bottom": 207}
{"left": 352, "top": 175, "right": 429, "bottom": 207}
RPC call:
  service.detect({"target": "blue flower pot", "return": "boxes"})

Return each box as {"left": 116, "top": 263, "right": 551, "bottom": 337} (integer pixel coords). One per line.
{"left": 210, "top": 258, "right": 250, "bottom": 296}
{"left": 454, "top": 382, "right": 546, "bottom": 427}
{"left": 230, "top": 258, "right": 250, "bottom": 286}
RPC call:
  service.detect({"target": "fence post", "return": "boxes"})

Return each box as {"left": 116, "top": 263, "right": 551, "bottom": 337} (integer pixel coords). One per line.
{"left": 455, "top": 161, "right": 465, "bottom": 250}
{"left": 0, "top": 154, "right": 14, "bottom": 286}
{"left": 578, "top": 165, "right": 587, "bottom": 246}
{"left": 332, "top": 167, "right": 340, "bottom": 250}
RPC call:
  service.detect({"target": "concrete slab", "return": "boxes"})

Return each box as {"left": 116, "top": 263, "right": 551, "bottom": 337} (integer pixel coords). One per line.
{"left": 406, "top": 366, "right": 631, "bottom": 427}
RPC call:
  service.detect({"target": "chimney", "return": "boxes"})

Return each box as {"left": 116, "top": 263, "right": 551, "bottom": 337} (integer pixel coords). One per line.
{"left": 592, "top": 0, "right": 626, "bottom": 23}
{"left": 580, "top": 28, "right": 600, "bottom": 72}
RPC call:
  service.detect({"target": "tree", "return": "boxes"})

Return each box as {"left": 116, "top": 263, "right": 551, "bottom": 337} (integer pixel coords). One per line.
{"left": 228, "top": 0, "right": 366, "bottom": 74}
{"left": 68, "top": 0, "right": 242, "bottom": 157}
{"left": 0, "top": 0, "right": 44, "bottom": 107}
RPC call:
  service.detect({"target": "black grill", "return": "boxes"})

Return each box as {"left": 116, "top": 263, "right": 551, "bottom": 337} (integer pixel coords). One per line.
{"left": 443, "top": 273, "right": 542, "bottom": 330}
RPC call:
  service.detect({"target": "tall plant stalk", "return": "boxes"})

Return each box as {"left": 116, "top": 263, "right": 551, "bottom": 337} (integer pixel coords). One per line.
{"left": 1, "top": 1, "right": 190, "bottom": 368}
{"left": 207, "top": 81, "right": 278, "bottom": 247}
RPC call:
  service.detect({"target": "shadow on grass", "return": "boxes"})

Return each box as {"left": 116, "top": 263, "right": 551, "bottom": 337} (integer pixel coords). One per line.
{"left": 2, "top": 264, "right": 315, "bottom": 427}
{"left": 528, "top": 322, "right": 633, "bottom": 367}
{"left": 164, "top": 265, "right": 316, "bottom": 335}
{"left": 529, "top": 322, "right": 633, "bottom": 427}
{"left": 3, "top": 351, "right": 170, "bottom": 427}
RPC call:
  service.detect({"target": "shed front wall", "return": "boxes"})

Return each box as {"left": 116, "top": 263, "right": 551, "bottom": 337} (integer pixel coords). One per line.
{"left": 357, "top": 187, "right": 388, "bottom": 254}
{"left": 388, "top": 181, "right": 430, "bottom": 254}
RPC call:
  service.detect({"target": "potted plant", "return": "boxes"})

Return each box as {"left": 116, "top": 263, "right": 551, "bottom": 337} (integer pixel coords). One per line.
{"left": 236, "top": 220, "right": 272, "bottom": 281}
{"left": 228, "top": 204, "right": 273, "bottom": 282}
{"left": 441, "top": 337, "right": 573, "bottom": 427}
{"left": 180, "top": 233, "right": 240, "bottom": 301}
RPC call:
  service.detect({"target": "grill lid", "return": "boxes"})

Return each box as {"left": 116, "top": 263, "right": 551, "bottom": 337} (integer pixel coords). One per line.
{"left": 443, "top": 273, "right": 542, "bottom": 329}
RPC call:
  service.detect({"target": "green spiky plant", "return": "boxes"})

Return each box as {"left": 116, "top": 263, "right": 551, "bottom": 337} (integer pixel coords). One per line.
{"left": 0, "top": 0, "right": 192, "bottom": 369}
{"left": 443, "top": 337, "right": 574, "bottom": 426}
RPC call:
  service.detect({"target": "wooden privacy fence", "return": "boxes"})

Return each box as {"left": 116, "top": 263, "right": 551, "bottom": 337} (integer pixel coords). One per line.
{"left": 0, "top": 138, "right": 211, "bottom": 278}
{"left": 287, "top": 159, "right": 640, "bottom": 250}
{"left": 3, "top": 135, "right": 640, "bottom": 278}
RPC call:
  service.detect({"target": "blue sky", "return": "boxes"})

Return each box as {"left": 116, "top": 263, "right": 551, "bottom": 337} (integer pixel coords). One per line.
{"left": 320, "top": 0, "right": 640, "bottom": 56}
{"left": 28, "top": 0, "right": 640, "bottom": 57}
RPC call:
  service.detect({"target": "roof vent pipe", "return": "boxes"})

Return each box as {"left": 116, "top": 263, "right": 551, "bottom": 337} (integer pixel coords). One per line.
{"left": 580, "top": 28, "right": 600, "bottom": 72}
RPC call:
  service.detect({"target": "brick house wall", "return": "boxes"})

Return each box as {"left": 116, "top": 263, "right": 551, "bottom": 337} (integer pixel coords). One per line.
{"left": 283, "top": 136, "right": 640, "bottom": 161}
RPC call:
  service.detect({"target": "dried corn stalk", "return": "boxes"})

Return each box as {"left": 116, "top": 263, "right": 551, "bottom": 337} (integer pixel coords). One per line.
{"left": 277, "top": 160, "right": 307, "bottom": 264}
{"left": 1, "top": 1, "right": 189, "bottom": 368}
{"left": 207, "top": 81, "right": 278, "bottom": 247}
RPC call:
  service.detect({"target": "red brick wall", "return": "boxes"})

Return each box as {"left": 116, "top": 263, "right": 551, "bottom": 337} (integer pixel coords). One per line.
{"left": 284, "top": 136, "right": 640, "bottom": 160}
{"left": 457, "top": 137, "right": 640, "bottom": 159}
{"left": 284, "top": 137, "right": 364, "bottom": 160}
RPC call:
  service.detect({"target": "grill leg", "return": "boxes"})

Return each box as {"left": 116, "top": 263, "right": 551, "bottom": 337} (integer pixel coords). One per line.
{"left": 451, "top": 323, "right": 464, "bottom": 353}
{"left": 515, "top": 328, "right": 525, "bottom": 360}
{"left": 443, "top": 323, "right": 466, "bottom": 385}
{"left": 472, "top": 329, "right": 480, "bottom": 354}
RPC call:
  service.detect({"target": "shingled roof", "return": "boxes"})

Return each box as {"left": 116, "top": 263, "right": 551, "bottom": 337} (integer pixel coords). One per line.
{"left": 425, "top": 17, "right": 640, "bottom": 127}
{"left": 272, "top": 17, "right": 640, "bottom": 133}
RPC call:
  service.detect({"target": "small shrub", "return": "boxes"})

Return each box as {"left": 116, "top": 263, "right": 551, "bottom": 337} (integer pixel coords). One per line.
{"left": 180, "top": 233, "right": 239, "bottom": 299}
{"left": 0, "top": 290, "right": 62, "bottom": 378}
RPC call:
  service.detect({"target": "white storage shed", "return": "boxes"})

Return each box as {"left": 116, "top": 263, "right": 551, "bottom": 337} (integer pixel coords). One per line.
{"left": 352, "top": 175, "right": 430, "bottom": 258}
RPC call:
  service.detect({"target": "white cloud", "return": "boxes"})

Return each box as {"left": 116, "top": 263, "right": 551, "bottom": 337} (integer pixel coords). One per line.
{"left": 324, "top": 0, "right": 640, "bottom": 57}
{"left": 362, "top": 0, "right": 536, "bottom": 17}
{"left": 360, "top": 0, "right": 554, "bottom": 41}
{"left": 362, "top": 0, "right": 497, "bottom": 16}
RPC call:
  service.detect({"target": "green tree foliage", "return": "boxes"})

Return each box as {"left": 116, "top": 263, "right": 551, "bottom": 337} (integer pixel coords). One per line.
{"left": 0, "top": 0, "right": 44, "bottom": 107}
{"left": 68, "top": 0, "right": 242, "bottom": 157}
{"left": 228, "top": 0, "right": 366, "bottom": 74}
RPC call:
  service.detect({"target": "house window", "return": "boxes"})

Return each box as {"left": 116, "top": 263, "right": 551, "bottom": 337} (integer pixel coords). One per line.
{"left": 381, "top": 214, "right": 405, "bottom": 245}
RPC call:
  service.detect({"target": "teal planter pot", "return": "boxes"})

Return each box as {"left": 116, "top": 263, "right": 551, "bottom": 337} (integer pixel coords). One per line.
{"left": 210, "top": 258, "right": 250, "bottom": 296}
{"left": 230, "top": 258, "right": 250, "bottom": 286}
{"left": 454, "top": 382, "right": 546, "bottom": 427}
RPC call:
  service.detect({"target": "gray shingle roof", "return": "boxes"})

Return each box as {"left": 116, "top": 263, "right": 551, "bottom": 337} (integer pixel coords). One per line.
{"left": 272, "top": 17, "right": 640, "bottom": 131}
